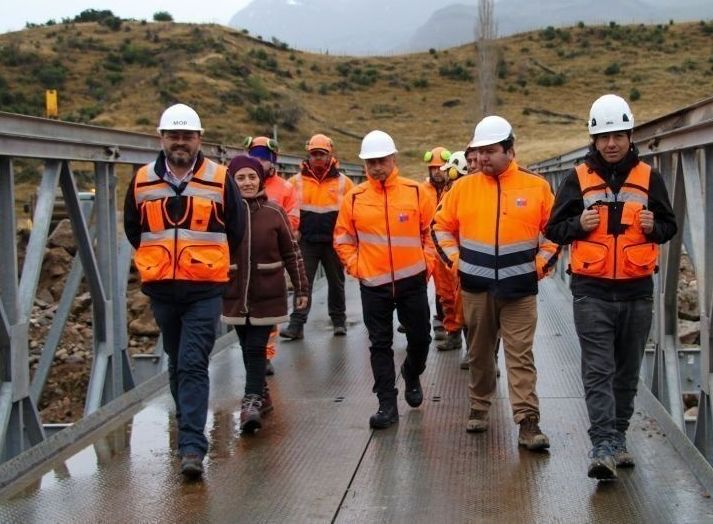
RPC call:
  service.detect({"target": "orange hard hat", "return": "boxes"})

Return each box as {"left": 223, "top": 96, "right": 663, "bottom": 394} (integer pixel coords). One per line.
{"left": 306, "top": 133, "right": 334, "bottom": 153}
{"left": 423, "top": 146, "right": 451, "bottom": 167}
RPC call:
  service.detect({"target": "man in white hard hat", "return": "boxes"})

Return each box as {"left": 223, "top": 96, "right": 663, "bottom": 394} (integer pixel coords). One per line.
{"left": 124, "top": 103, "right": 245, "bottom": 479}
{"left": 334, "top": 130, "right": 436, "bottom": 429}
{"left": 432, "top": 115, "right": 559, "bottom": 451}
{"left": 546, "top": 94, "right": 677, "bottom": 480}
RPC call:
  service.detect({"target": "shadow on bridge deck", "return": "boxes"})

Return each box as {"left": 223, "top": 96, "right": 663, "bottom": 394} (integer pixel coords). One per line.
{"left": 1, "top": 279, "right": 712, "bottom": 522}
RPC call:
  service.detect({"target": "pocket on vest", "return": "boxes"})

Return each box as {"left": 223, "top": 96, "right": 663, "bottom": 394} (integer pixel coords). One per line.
{"left": 570, "top": 240, "right": 608, "bottom": 276}
{"left": 622, "top": 242, "right": 657, "bottom": 277}
{"left": 176, "top": 244, "right": 229, "bottom": 281}
{"left": 134, "top": 245, "right": 172, "bottom": 282}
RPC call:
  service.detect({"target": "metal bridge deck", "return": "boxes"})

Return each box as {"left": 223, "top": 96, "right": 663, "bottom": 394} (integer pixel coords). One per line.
{"left": 1, "top": 279, "right": 712, "bottom": 523}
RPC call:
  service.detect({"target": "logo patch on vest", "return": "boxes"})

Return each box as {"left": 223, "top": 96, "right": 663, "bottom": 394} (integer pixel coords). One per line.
{"left": 398, "top": 213, "right": 409, "bottom": 222}
{"left": 515, "top": 197, "right": 527, "bottom": 207}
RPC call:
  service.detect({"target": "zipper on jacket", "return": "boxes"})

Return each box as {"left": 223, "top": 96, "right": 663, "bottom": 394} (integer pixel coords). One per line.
{"left": 382, "top": 181, "right": 396, "bottom": 296}
{"left": 612, "top": 191, "right": 619, "bottom": 278}
{"left": 172, "top": 193, "right": 180, "bottom": 280}
{"left": 494, "top": 177, "right": 501, "bottom": 281}
{"left": 241, "top": 200, "right": 251, "bottom": 315}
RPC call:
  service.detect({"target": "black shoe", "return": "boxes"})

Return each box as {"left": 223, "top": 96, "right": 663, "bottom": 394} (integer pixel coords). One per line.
{"left": 588, "top": 441, "right": 617, "bottom": 480}
{"left": 279, "top": 324, "right": 303, "bottom": 340}
{"left": 265, "top": 359, "right": 275, "bottom": 376}
{"left": 401, "top": 364, "right": 423, "bottom": 408}
{"left": 397, "top": 324, "right": 406, "bottom": 333}
{"left": 333, "top": 325, "right": 347, "bottom": 336}
{"left": 369, "top": 402, "right": 399, "bottom": 429}
{"left": 240, "top": 394, "right": 263, "bottom": 433}
{"left": 180, "top": 453, "right": 204, "bottom": 478}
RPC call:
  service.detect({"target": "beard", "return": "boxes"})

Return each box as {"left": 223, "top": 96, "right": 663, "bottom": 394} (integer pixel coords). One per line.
{"left": 166, "top": 146, "right": 196, "bottom": 167}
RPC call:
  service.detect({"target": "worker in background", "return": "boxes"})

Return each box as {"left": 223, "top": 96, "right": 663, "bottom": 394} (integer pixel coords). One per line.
{"left": 545, "top": 94, "right": 677, "bottom": 480}
{"left": 280, "top": 134, "right": 353, "bottom": 339}
{"left": 246, "top": 136, "right": 300, "bottom": 375}
{"left": 124, "top": 103, "right": 244, "bottom": 479}
{"left": 432, "top": 115, "right": 559, "bottom": 451}
{"left": 419, "top": 147, "right": 452, "bottom": 344}
{"left": 334, "top": 130, "right": 435, "bottom": 429}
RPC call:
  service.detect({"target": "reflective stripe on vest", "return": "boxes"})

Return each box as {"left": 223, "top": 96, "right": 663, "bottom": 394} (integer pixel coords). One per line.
{"left": 570, "top": 162, "right": 658, "bottom": 279}
{"left": 132, "top": 159, "right": 230, "bottom": 283}
{"left": 294, "top": 173, "right": 347, "bottom": 213}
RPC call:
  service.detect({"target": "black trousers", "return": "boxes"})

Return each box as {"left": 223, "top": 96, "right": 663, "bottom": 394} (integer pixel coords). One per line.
{"left": 360, "top": 273, "right": 431, "bottom": 403}
{"left": 573, "top": 295, "right": 653, "bottom": 445}
{"left": 235, "top": 324, "right": 273, "bottom": 397}
{"left": 289, "top": 240, "right": 346, "bottom": 326}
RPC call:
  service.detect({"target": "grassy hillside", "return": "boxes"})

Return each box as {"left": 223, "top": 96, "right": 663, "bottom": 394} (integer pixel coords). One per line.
{"left": 2, "top": 17, "right": 713, "bottom": 177}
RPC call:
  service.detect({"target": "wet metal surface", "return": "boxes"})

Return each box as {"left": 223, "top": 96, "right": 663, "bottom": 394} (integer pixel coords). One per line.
{"left": 1, "top": 279, "right": 712, "bottom": 522}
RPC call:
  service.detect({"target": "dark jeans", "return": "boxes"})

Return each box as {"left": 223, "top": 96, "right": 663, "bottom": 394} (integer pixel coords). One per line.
{"left": 360, "top": 273, "right": 431, "bottom": 403}
{"left": 151, "top": 294, "right": 222, "bottom": 457}
{"left": 573, "top": 295, "right": 653, "bottom": 445}
{"left": 289, "top": 240, "right": 346, "bottom": 327}
{"left": 235, "top": 324, "right": 273, "bottom": 396}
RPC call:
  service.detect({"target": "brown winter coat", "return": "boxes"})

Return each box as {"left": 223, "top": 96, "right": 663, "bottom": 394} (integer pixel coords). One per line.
{"left": 222, "top": 192, "right": 308, "bottom": 325}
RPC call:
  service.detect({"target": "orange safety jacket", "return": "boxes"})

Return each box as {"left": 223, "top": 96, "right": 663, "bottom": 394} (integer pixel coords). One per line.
{"left": 132, "top": 158, "right": 230, "bottom": 283}
{"left": 334, "top": 167, "right": 435, "bottom": 288}
{"left": 265, "top": 174, "right": 300, "bottom": 231}
{"left": 289, "top": 159, "right": 354, "bottom": 243}
{"left": 420, "top": 178, "right": 448, "bottom": 205}
{"left": 570, "top": 162, "right": 658, "bottom": 279}
{"left": 432, "top": 160, "right": 559, "bottom": 299}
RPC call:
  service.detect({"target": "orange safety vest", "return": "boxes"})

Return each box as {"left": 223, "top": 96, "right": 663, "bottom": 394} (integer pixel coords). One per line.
{"left": 570, "top": 162, "right": 658, "bottom": 279}
{"left": 334, "top": 168, "right": 435, "bottom": 288}
{"left": 432, "top": 161, "right": 559, "bottom": 298}
{"left": 132, "top": 159, "right": 230, "bottom": 283}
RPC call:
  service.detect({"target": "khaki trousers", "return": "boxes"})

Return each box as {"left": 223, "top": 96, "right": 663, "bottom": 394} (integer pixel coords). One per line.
{"left": 462, "top": 290, "right": 540, "bottom": 423}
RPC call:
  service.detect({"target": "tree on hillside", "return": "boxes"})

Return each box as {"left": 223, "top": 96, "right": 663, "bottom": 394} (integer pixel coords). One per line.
{"left": 153, "top": 11, "right": 174, "bottom": 22}
{"left": 475, "top": 0, "right": 497, "bottom": 119}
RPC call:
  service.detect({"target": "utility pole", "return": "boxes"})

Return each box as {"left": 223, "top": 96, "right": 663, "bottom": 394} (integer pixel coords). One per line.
{"left": 476, "top": 0, "right": 497, "bottom": 119}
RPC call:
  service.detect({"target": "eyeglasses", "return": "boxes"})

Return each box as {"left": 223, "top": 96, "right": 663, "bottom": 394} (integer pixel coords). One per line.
{"left": 423, "top": 149, "right": 451, "bottom": 163}
{"left": 243, "top": 136, "right": 279, "bottom": 152}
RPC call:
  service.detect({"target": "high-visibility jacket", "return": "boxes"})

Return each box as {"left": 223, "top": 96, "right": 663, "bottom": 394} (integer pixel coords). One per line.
{"left": 334, "top": 167, "right": 435, "bottom": 288}
{"left": 420, "top": 178, "right": 447, "bottom": 206}
{"left": 265, "top": 174, "right": 300, "bottom": 231}
{"left": 570, "top": 162, "right": 658, "bottom": 279}
{"left": 289, "top": 159, "right": 354, "bottom": 243}
{"left": 432, "top": 160, "right": 559, "bottom": 299}
{"left": 132, "top": 158, "right": 230, "bottom": 283}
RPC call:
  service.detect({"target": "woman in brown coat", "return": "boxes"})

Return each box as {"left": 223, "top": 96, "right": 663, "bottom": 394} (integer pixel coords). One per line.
{"left": 222, "top": 155, "right": 308, "bottom": 433}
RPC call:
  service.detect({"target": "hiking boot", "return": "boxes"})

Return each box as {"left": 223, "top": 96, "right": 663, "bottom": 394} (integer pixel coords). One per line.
{"left": 518, "top": 415, "right": 550, "bottom": 450}
{"left": 588, "top": 441, "right": 618, "bottom": 480}
{"left": 260, "top": 387, "right": 274, "bottom": 415}
{"left": 397, "top": 324, "right": 406, "bottom": 333}
{"left": 369, "top": 402, "right": 399, "bottom": 429}
{"left": 333, "top": 325, "right": 347, "bottom": 336}
{"left": 180, "top": 453, "right": 204, "bottom": 478}
{"left": 265, "top": 359, "right": 275, "bottom": 376}
{"left": 433, "top": 325, "right": 447, "bottom": 341}
{"left": 240, "top": 394, "right": 263, "bottom": 433}
{"left": 466, "top": 409, "right": 489, "bottom": 433}
{"left": 401, "top": 364, "right": 423, "bottom": 407}
{"left": 436, "top": 331, "right": 462, "bottom": 351}
{"left": 612, "top": 435, "right": 634, "bottom": 468}
{"left": 279, "top": 324, "right": 303, "bottom": 340}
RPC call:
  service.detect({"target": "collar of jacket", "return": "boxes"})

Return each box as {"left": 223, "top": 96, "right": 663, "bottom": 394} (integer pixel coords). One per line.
{"left": 154, "top": 150, "right": 205, "bottom": 179}
{"left": 584, "top": 144, "right": 640, "bottom": 182}
{"left": 244, "top": 191, "right": 268, "bottom": 212}
{"left": 367, "top": 166, "right": 399, "bottom": 190}
{"left": 484, "top": 159, "right": 519, "bottom": 180}
{"left": 300, "top": 157, "right": 339, "bottom": 181}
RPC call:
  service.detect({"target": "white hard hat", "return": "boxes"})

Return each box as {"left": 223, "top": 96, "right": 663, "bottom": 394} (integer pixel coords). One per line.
{"left": 468, "top": 115, "right": 514, "bottom": 148}
{"left": 588, "top": 94, "right": 634, "bottom": 135}
{"left": 157, "top": 103, "right": 204, "bottom": 134}
{"left": 440, "top": 150, "right": 468, "bottom": 177}
{"left": 359, "top": 130, "right": 398, "bottom": 160}
{"left": 468, "top": 115, "right": 515, "bottom": 148}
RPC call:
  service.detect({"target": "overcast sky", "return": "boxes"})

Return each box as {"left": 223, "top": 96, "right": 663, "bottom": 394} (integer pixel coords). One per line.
{"left": 2, "top": 1, "right": 253, "bottom": 33}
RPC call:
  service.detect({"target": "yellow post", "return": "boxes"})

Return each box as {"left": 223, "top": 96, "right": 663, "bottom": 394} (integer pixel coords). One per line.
{"left": 46, "top": 90, "right": 58, "bottom": 119}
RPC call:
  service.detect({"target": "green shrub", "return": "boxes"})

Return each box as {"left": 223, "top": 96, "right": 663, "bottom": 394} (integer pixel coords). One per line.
{"left": 604, "top": 62, "right": 620, "bottom": 75}
{"left": 153, "top": 11, "right": 173, "bottom": 22}
{"left": 438, "top": 62, "right": 473, "bottom": 81}
{"left": 536, "top": 73, "right": 566, "bottom": 86}
{"left": 629, "top": 88, "right": 641, "bottom": 101}
{"left": 35, "top": 62, "right": 68, "bottom": 88}
{"left": 413, "top": 77, "right": 429, "bottom": 88}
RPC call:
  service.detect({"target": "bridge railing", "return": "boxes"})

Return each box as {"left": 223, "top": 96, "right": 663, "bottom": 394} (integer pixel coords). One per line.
{"left": 530, "top": 95, "right": 713, "bottom": 465}
{"left": 0, "top": 111, "right": 364, "bottom": 465}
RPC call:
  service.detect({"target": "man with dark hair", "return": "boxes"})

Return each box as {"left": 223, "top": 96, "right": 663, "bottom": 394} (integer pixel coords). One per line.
{"left": 546, "top": 94, "right": 677, "bottom": 480}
